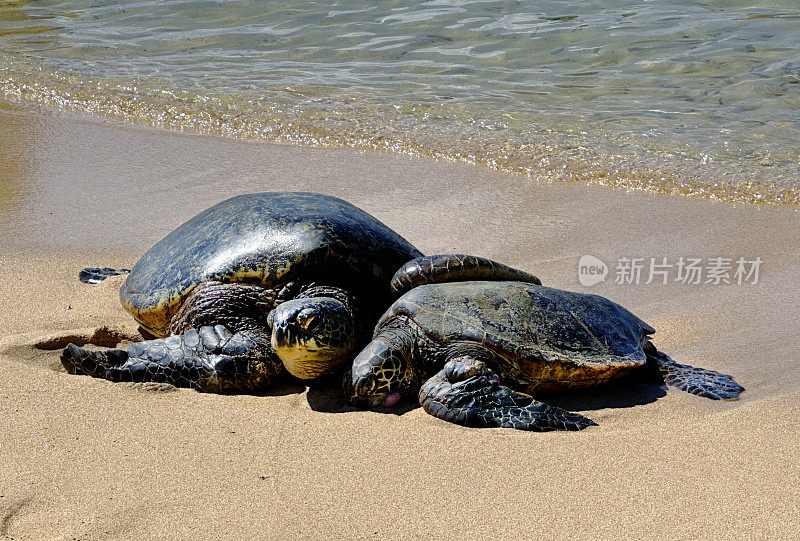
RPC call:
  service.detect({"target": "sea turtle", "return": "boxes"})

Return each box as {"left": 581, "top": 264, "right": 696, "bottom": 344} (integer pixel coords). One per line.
{"left": 347, "top": 281, "right": 744, "bottom": 430}
{"left": 61, "top": 193, "right": 541, "bottom": 393}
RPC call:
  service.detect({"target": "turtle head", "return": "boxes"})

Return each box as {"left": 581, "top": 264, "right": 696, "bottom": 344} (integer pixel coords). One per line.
{"left": 346, "top": 334, "right": 415, "bottom": 409}
{"left": 268, "top": 297, "right": 355, "bottom": 379}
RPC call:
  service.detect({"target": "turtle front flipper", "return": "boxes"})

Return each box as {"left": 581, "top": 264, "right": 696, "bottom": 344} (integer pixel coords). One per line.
{"left": 391, "top": 254, "right": 541, "bottom": 295}
{"left": 646, "top": 347, "right": 744, "bottom": 400}
{"left": 78, "top": 267, "right": 131, "bottom": 284}
{"left": 419, "top": 357, "right": 596, "bottom": 431}
{"left": 61, "top": 325, "right": 281, "bottom": 393}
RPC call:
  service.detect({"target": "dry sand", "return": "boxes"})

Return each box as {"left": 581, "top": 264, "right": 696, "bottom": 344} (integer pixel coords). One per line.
{"left": 0, "top": 99, "right": 798, "bottom": 539}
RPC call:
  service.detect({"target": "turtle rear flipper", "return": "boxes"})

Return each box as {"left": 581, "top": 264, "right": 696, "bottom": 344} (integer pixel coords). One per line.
{"left": 647, "top": 348, "right": 744, "bottom": 400}
{"left": 391, "top": 254, "right": 541, "bottom": 295}
{"left": 61, "top": 325, "right": 280, "bottom": 393}
{"left": 419, "top": 358, "right": 596, "bottom": 431}
{"left": 79, "top": 267, "right": 131, "bottom": 284}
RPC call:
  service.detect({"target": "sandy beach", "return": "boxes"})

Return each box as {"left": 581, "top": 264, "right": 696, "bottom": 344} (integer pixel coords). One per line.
{"left": 0, "top": 99, "right": 798, "bottom": 539}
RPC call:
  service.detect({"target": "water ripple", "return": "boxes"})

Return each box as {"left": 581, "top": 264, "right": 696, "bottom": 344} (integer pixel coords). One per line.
{"left": 0, "top": 0, "right": 798, "bottom": 204}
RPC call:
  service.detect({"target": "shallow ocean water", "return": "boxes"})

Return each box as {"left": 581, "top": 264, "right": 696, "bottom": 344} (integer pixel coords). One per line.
{"left": 0, "top": 0, "right": 798, "bottom": 204}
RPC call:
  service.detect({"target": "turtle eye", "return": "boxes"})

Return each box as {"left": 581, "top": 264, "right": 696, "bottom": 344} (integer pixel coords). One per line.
{"left": 356, "top": 375, "right": 377, "bottom": 397}
{"left": 296, "top": 309, "right": 320, "bottom": 331}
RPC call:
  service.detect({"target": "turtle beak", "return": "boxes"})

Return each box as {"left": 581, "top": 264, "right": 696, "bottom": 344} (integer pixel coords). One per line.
{"left": 271, "top": 323, "right": 284, "bottom": 345}
{"left": 271, "top": 321, "right": 296, "bottom": 348}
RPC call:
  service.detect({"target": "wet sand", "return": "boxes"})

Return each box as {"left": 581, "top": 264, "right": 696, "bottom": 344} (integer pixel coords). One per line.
{"left": 0, "top": 99, "right": 798, "bottom": 539}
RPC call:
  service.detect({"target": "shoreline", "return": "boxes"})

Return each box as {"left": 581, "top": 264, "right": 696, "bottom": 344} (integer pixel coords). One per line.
{"left": 1, "top": 100, "right": 798, "bottom": 539}
{"left": 2, "top": 59, "right": 799, "bottom": 208}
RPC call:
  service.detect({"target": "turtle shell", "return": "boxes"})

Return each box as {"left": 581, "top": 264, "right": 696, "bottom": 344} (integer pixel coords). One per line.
{"left": 121, "top": 192, "right": 422, "bottom": 336}
{"left": 379, "top": 281, "right": 655, "bottom": 390}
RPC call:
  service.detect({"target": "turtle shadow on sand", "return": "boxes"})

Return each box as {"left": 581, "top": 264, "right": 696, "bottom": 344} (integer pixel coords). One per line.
{"left": 248, "top": 373, "right": 308, "bottom": 398}
{"left": 307, "top": 376, "right": 667, "bottom": 418}
{"left": 537, "top": 375, "right": 667, "bottom": 413}
{"left": 307, "top": 371, "right": 668, "bottom": 417}
{"left": 303, "top": 373, "right": 355, "bottom": 414}
{"left": 305, "top": 375, "right": 417, "bottom": 415}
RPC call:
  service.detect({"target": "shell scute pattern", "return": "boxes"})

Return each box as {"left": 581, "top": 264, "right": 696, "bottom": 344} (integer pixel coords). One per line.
{"left": 120, "top": 192, "right": 422, "bottom": 336}
{"left": 380, "top": 281, "right": 651, "bottom": 388}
